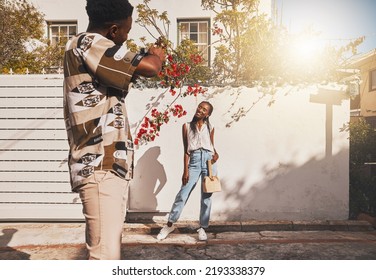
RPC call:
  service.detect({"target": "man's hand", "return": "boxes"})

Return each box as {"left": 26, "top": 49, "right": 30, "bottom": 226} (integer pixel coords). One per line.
{"left": 135, "top": 46, "right": 166, "bottom": 77}
{"left": 148, "top": 46, "right": 166, "bottom": 63}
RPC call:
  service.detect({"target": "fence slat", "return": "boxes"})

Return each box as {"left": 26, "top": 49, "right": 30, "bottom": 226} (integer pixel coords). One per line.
{"left": 0, "top": 97, "right": 63, "bottom": 107}
{"left": 0, "top": 139, "right": 68, "bottom": 150}
{"left": 0, "top": 108, "right": 63, "bottom": 119}
{"left": 0, "top": 192, "right": 80, "bottom": 204}
{"left": 0, "top": 130, "right": 67, "bottom": 140}
{"left": 0, "top": 119, "right": 64, "bottom": 129}
{"left": 0, "top": 182, "right": 71, "bottom": 192}
{"left": 0, "top": 171, "right": 68, "bottom": 182}
{"left": 0, "top": 74, "right": 63, "bottom": 87}
{"left": 0, "top": 150, "right": 67, "bottom": 160}
{"left": 0, "top": 161, "right": 69, "bottom": 172}
{"left": 0, "top": 87, "right": 63, "bottom": 97}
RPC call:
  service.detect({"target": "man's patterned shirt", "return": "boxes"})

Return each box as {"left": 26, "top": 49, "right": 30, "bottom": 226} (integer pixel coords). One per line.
{"left": 63, "top": 33, "right": 144, "bottom": 191}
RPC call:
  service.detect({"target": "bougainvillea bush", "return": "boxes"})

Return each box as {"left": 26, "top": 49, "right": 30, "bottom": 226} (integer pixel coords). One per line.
{"left": 131, "top": 1, "right": 211, "bottom": 146}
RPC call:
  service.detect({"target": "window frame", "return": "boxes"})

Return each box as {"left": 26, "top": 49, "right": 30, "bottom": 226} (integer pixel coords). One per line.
{"left": 370, "top": 68, "right": 376, "bottom": 92}
{"left": 47, "top": 21, "right": 77, "bottom": 46}
{"left": 177, "top": 18, "right": 211, "bottom": 66}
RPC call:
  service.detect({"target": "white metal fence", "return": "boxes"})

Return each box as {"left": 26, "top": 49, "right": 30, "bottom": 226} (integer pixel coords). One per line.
{"left": 0, "top": 75, "right": 82, "bottom": 221}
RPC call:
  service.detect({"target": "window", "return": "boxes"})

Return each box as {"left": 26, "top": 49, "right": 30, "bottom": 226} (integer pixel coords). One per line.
{"left": 178, "top": 19, "right": 210, "bottom": 65}
{"left": 48, "top": 21, "right": 77, "bottom": 46}
{"left": 371, "top": 69, "right": 376, "bottom": 92}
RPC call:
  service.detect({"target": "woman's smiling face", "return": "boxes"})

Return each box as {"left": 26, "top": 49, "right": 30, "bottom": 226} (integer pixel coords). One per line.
{"left": 194, "top": 102, "right": 212, "bottom": 119}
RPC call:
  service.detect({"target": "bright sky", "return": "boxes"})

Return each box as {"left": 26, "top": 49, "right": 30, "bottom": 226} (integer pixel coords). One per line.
{"left": 276, "top": 0, "right": 376, "bottom": 54}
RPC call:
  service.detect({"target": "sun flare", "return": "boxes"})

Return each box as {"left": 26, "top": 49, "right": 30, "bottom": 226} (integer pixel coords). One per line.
{"left": 285, "top": 33, "right": 326, "bottom": 67}
{"left": 292, "top": 38, "right": 322, "bottom": 60}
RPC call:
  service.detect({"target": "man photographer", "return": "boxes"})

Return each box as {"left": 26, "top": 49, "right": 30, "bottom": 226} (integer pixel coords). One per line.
{"left": 63, "top": 0, "right": 166, "bottom": 259}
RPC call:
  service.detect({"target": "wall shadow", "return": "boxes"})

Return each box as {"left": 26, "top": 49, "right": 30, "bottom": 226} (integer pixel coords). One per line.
{"left": 219, "top": 149, "right": 349, "bottom": 221}
{"left": 0, "top": 228, "right": 31, "bottom": 260}
{"left": 130, "top": 146, "right": 167, "bottom": 215}
{"left": 310, "top": 87, "right": 348, "bottom": 158}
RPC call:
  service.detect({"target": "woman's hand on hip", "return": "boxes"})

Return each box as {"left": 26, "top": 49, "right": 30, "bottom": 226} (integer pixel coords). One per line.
{"left": 211, "top": 152, "right": 219, "bottom": 164}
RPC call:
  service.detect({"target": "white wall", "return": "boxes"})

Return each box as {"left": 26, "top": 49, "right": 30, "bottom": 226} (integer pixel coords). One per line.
{"left": 127, "top": 84, "right": 350, "bottom": 221}
{"left": 0, "top": 75, "right": 349, "bottom": 221}
{"left": 129, "top": 0, "right": 215, "bottom": 46}
{"left": 30, "top": 0, "right": 88, "bottom": 33}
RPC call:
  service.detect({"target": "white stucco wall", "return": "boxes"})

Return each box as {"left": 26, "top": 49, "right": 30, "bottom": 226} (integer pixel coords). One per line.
{"left": 0, "top": 75, "right": 349, "bottom": 221}
{"left": 127, "top": 85, "right": 350, "bottom": 221}
{"left": 30, "top": 0, "right": 88, "bottom": 33}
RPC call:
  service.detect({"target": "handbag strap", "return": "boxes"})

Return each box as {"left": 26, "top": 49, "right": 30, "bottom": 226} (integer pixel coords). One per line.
{"left": 207, "top": 160, "right": 214, "bottom": 179}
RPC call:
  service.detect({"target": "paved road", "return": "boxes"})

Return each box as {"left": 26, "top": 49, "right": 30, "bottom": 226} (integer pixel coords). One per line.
{"left": 1, "top": 230, "right": 376, "bottom": 260}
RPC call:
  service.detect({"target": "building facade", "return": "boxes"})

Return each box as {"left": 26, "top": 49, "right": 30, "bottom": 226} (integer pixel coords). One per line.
{"left": 348, "top": 49, "right": 376, "bottom": 120}
{"left": 30, "top": 0, "right": 273, "bottom": 66}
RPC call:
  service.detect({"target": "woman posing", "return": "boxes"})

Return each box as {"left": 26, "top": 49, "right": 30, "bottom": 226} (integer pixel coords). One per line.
{"left": 157, "top": 101, "right": 219, "bottom": 241}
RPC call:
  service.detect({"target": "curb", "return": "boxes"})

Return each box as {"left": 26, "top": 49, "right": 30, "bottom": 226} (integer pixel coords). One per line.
{"left": 123, "top": 220, "right": 375, "bottom": 234}
{"left": 1, "top": 220, "right": 374, "bottom": 248}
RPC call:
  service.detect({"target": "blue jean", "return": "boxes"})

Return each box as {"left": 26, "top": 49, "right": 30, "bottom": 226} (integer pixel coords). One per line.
{"left": 168, "top": 149, "right": 217, "bottom": 228}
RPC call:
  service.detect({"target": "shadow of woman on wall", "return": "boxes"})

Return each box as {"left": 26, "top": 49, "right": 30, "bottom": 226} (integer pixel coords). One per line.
{"left": 0, "top": 228, "right": 31, "bottom": 260}
{"left": 130, "top": 146, "right": 167, "bottom": 215}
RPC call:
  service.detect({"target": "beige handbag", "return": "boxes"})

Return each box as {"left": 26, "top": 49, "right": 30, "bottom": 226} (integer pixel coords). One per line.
{"left": 203, "top": 160, "right": 221, "bottom": 193}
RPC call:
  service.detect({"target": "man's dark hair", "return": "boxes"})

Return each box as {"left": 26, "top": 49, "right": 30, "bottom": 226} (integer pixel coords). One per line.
{"left": 86, "top": 0, "right": 134, "bottom": 26}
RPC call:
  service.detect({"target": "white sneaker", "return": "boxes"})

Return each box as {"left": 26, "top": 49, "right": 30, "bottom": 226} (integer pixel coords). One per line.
{"left": 197, "top": 228, "right": 207, "bottom": 241}
{"left": 157, "top": 225, "right": 175, "bottom": 240}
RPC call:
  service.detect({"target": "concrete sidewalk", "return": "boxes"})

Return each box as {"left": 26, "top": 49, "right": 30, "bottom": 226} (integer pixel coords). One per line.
{"left": 1, "top": 220, "right": 376, "bottom": 260}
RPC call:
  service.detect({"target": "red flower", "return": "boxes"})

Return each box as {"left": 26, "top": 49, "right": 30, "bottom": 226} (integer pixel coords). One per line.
{"left": 212, "top": 25, "right": 223, "bottom": 36}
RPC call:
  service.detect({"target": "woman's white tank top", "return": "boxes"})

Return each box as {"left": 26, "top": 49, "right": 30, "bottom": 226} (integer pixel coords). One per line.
{"left": 186, "top": 122, "right": 214, "bottom": 153}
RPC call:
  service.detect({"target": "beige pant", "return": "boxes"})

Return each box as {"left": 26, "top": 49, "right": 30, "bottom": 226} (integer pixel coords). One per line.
{"left": 78, "top": 171, "right": 129, "bottom": 260}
